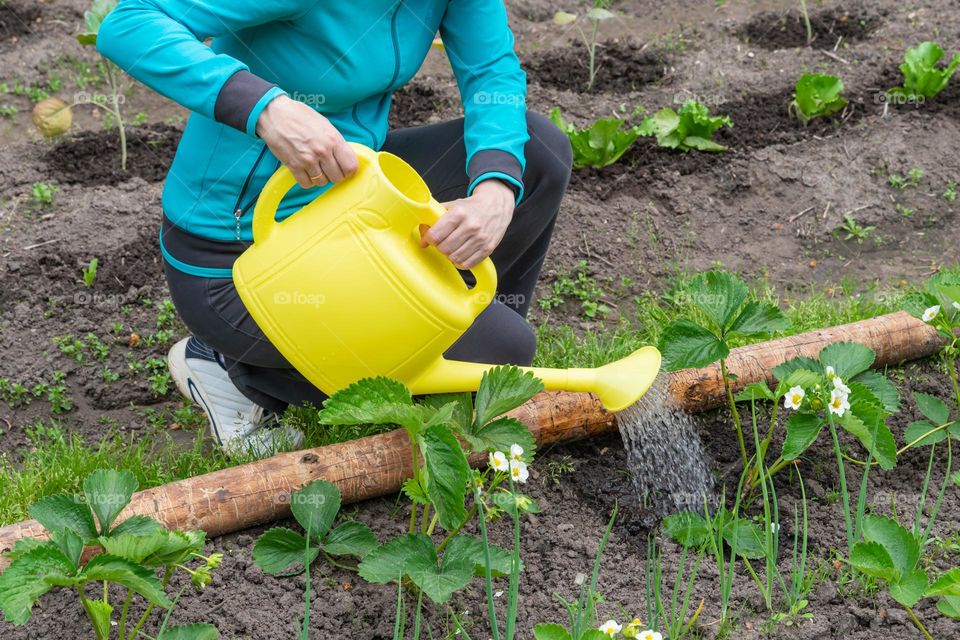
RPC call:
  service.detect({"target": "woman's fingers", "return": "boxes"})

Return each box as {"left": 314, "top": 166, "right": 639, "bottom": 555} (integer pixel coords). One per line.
{"left": 332, "top": 141, "right": 359, "bottom": 179}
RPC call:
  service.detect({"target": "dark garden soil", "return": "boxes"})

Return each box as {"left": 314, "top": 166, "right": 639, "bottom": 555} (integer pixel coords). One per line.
{"left": 1, "top": 0, "right": 960, "bottom": 638}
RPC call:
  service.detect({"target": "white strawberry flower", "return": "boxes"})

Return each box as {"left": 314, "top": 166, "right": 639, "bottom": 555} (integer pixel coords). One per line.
{"left": 828, "top": 388, "right": 851, "bottom": 417}
{"left": 509, "top": 443, "right": 524, "bottom": 462}
{"left": 770, "top": 522, "right": 780, "bottom": 534}
{"left": 825, "top": 365, "right": 837, "bottom": 381}
{"left": 638, "top": 631, "right": 662, "bottom": 640}
{"left": 488, "top": 451, "right": 509, "bottom": 472}
{"left": 953, "top": 301, "right": 960, "bottom": 311}
{"left": 783, "top": 386, "right": 805, "bottom": 410}
{"left": 922, "top": 305, "right": 940, "bottom": 323}
{"left": 509, "top": 459, "right": 529, "bottom": 484}
{"left": 832, "top": 376, "right": 851, "bottom": 395}
{"left": 599, "top": 620, "right": 622, "bottom": 636}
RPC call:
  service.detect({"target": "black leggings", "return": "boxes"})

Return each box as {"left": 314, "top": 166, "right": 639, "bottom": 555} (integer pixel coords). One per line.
{"left": 163, "top": 113, "right": 573, "bottom": 412}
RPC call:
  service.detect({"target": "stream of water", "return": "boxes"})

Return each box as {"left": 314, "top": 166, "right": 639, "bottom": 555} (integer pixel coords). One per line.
{"left": 616, "top": 374, "right": 716, "bottom": 517}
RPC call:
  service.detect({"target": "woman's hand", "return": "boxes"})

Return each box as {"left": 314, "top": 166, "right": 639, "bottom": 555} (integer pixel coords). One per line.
{"left": 256, "top": 95, "right": 358, "bottom": 189}
{"left": 421, "top": 179, "right": 515, "bottom": 269}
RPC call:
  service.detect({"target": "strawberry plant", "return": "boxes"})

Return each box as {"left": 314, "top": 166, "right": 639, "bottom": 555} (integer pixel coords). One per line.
{"left": 788, "top": 74, "right": 848, "bottom": 125}
{"left": 549, "top": 108, "right": 640, "bottom": 169}
{"left": 888, "top": 41, "right": 960, "bottom": 100}
{"left": 0, "top": 469, "right": 221, "bottom": 640}
{"left": 637, "top": 100, "right": 733, "bottom": 153}
{"left": 306, "top": 367, "right": 542, "bottom": 635}
{"left": 849, "top": 514, "right": 960, "bottom": 637}
{"left": 657, "top": 270, "right": 791, "bottom": 469}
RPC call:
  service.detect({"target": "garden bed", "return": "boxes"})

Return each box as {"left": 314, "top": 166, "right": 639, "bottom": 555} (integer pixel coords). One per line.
{"left": 1, "top": 0, "right": 960, "bottom": 638}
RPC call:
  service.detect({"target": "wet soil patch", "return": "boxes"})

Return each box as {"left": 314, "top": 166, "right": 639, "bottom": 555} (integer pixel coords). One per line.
{"left": 524, "top": 42, "right": 669, "bottom": 93}
{"left": 735, "top": 6, "right": 884, "bottom": 50}
{"left": 388, "top": 82, "right": 457, "bottom": 130}
{"left": 45, "top": 124, "right": 181, "bottom": 186}
{"left": 0, "top": 2, "right": 42, "bottom": 52}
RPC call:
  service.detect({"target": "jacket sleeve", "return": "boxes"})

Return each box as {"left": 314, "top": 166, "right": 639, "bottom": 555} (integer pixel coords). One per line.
{"left": 97, "top": 0, "right": 317, "bottom": 137}
{"left": 439, "top": 0, "right": 529, "bottom": 203}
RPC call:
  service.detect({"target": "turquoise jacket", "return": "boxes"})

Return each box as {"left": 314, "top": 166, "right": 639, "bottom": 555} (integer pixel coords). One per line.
{"left": 97, "top": 0, "right": 528, "bottom": 249}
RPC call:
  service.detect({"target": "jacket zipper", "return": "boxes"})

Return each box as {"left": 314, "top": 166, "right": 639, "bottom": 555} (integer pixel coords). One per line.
{"left": 350, "top": 2, "right": 403, "bottom": 147}
{"left": 232, "top": 145, "right": 271, "bottom": 240}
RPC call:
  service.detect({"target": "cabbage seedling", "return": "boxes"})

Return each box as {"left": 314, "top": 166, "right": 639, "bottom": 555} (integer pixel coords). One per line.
{"left": 32, "top": 0, "right": 131, "bottom": 171}
{"left": 637, "top": 100, "right": 733, "bottom": 152}
{"left": 888, "top": 41, "right": 960, "bottom": 100}
{"left": 549, "top": 108, "right": 640, "bottom": 169}
{"left": 0, "top": 469, "right": 221, "bottom": 640}
{"left": 552, "top": 1, "right": 615, "bottom": 91}
{"left": 788, "top": 74, "right": 848, "bottom": 125}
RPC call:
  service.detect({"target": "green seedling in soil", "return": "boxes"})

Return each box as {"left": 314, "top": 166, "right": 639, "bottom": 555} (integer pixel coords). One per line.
{"left": 896, "top": 204, "right": 915, "bottom": 218}
{"left": 945, "top": 181, "right": 958, "bottom": 202}
{"left": 798, "top": 0, "right": 813, "bottom": 46}
{"left": 888, "top": 41, "right": 960, "bottom": 101}
{"left": 737, "top": 342, "right": 902, "bottom": 554}
{"left": 548, "top": 108, "right": 640, "bottom": 169}
{"left": 47, "top": 371, "right": 73, "bottom": 414}
{"left": 849, "top": 514, "right": 960, "bottom": 638}
{"left": 129, "top": 356, "right": 172, "bottom": 397}
{"left": 545, "top": 455, "right": 576, "bottom": 485}
{"left": 552, "top": 1, "right": 614, "bottom": 92}
{"left": 531, "top": 506, "right": 626, "bottom": 640}
{"left": 82, "top": 258, "right": 99, "bottom": 288}
{"left": 637, "top": 100, "right": 733, "bottom": 153}
{"left": 658, "top": 270, "right": 791, "bottom": 469}
{"left": 311, "top": 367, "right": 541, "bottom": 633}
{"left": 56, "top": 333, "right": 110, "bottom": 364}
{"left": 30, "top": 182, "right": 57, "bottom": 208}
{"left": 253, "top": 480, "right": 378, "bottom": 640}
{"left": 889, "top": 168, "right": 924, "bottom": 189}
{"left": 840, "top": 214, "right": 876, "bottom": 243}
{"left": 788, "top": 74, "right": 848, "bottom": 125}
{"left": 0, "top": 104, "right": 16, "bottom": 118}
{"left": 642, "top": 526, "right": 704, "bottom": 640}
{"left": 0, "top": 469, "right": 222, "bottom": 640}
{"left": 32, "top": 0, "right": 131, "bottom": 171}
{"left": 539, "top": 260, "right": 611, "bottom": 319}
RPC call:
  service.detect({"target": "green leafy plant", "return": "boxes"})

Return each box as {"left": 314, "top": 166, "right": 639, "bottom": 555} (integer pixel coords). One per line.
{"left": 637, "top": 100, "right": 733, "bottom": 152}
{"left": 657, "top": 270, "right": 791, "bottom": 469}
{"left": 549, "top": 108, "right": 640, "bottom": 169}
{"left": 740, "top": 342, "right": 901, "bottom": 553}
{"left": 552, "top": 1, "right": 614, "bottom": 91}
{"left": 840, "top": 214, "right": 876, "bottom": 243}
{"left": 310, "top": 368, "right": 541, "bottom": 633}
{"left": 253, "top": 480, "right": 376, "bottom": 640}
{"left": 0, "top": 469, "right": 221, "bottom": 640}
{"left": 82, "top": 258, "right": 99, "bottom": 288}
{"left": 788, "top": 74, "right": 848, "bottom": 125}
{"left": 31, "top": 182, "right": 57, "bottom": 208}
{"left": 539, "top": 259, "right": 610, "bottom": 319}
{"left": 944, "top": 180, "right": 957, "bottom": 202}
{"left": 31, "top": 0, "right": 131, "bottom": 170}
{"left": 888, "top": 41, "right": 960, "bottom": 100}
{"left": 849, "top": 514, "right": 960, "bottom": 638}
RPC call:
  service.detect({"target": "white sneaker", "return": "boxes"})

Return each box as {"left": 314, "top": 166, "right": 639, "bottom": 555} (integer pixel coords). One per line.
{"left": 167, "top": 337, "right": 304, "bottom": 456}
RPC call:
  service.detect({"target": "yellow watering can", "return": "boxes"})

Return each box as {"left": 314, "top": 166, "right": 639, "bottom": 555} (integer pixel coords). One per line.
{"left": 232, "top": 143, "right": 660, "bottom": 411}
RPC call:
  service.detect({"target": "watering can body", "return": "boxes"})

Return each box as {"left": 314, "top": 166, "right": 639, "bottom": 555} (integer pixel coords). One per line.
{"left": 233, "top": 143, "right": 661, "bottom": 411}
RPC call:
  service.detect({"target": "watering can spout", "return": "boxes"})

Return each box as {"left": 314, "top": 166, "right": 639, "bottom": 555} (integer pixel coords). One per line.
{"left": 408, "top": 346, "right": 661, "bottom": 412}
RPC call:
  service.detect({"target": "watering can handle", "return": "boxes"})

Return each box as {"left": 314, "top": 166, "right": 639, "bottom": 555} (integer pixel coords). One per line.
{"left": 252, "top": 144, "right": 497, "bottom": 315}
{"left": 420, "top": 199, "right": 498, "bottom": 316}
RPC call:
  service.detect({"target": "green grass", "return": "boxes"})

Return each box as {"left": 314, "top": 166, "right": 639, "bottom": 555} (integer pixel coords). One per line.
{"left": 1, "top": 267, "right": 955, "bottom": 527}
{"left": 533, "top": 271, "right": 930, "bottom": 368}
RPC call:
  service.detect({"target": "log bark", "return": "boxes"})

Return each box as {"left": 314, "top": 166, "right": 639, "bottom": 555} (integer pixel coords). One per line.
{"left": 666, "top": 311, "right": 943, "bottom": 412}
{"left": 0, "top": 311, "right": 943, "bottom": 569}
